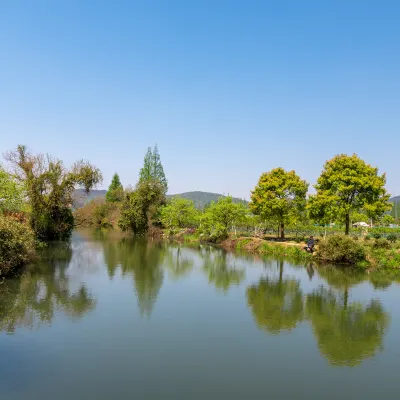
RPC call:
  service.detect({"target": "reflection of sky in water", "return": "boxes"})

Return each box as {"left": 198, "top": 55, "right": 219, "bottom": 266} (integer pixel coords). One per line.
{"left": 0, "top": 232, "right": 399, "bottom": 399}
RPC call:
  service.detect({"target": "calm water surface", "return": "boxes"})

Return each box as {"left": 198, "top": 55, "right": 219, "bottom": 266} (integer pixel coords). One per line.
{"left": 1, "top": 230, "right": 400, "bottom": 399}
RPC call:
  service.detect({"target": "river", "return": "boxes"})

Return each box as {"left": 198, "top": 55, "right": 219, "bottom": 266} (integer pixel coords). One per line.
{"left": 1, "top": 230, "right": 399, "bottom": 399}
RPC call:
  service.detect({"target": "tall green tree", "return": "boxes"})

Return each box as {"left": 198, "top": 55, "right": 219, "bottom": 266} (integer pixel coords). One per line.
{"left": 5, "top": 145, "right": 102, "bottom": 240}
{"left": 308, "top": 154, "right": 391, "bottom": 235}
{"left": 250, "top": 168, "right": 308, "bottom": 238}
{"left": 106, "top": 173, "right": 124, "bottom": 203}
{"left": 118, "top": 180, "right": 166, "bottom": 234}
{"left": 139, "top": 145, "right": 168, "bottom": 193}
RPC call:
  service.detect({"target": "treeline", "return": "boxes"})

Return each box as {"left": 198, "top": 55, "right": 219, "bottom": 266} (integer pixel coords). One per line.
{"left": 76, "top": 149, "right": 394, "bottom": 243}
{"left": 0, "top": 144, "right": 395, "bottom": 274}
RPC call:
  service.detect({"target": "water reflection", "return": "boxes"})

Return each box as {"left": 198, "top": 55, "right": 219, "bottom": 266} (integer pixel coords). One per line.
{"left": 0, "top": 234, "right": 394, "bottom": 369}
{"left": 306, "top": 287, "right": 389, "bottom": 366}
{"left": 200, "top": 246, "right": 245, "bottom": 292}
{"left": 102, "top": 238, "right": 165, "bottom": 317}
{"left": 247, "top": 260, "right": 304, "bottom": 334}
{"left": 0, "top": 243, "right": 96, "bottom": 333}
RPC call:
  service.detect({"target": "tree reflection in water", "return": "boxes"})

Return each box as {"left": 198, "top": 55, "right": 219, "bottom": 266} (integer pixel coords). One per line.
{"left": 0, "top": 242, "right": 96, "bottom": 333}
{"left": 306, "top": 287, "right": 389, "bottom": 366}
{"left": 200, "top": 246, "right": 245, "bottom": 292}
{"left": 247, "top": 260, "right": 303, "bottom": 334}
{"left": 246, "top": 261, "right": 390, "bottom": 366}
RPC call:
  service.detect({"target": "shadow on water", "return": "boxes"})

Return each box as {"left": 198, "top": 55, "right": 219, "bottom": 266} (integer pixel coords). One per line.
{"left": 0, "top": 242, "right": 96, "bottom": 334}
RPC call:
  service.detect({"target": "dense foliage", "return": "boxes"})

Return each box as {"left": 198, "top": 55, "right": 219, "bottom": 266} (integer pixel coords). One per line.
{"left": 316, "top": 235, "right": 366, "bottom": 265}
{"left": 308, "top": 154, "right": 391, "bottom": 235}
{"left": 0, "top": 166, "right": 27, "bottom": 213}
{"left": 5, "top": 145, "right": 102, "bottom": 240}
{"left": 198, "top": 196, "right": 247, "bottom": 242}
{"left": 106, "top": 173, "right": 124, "bottom": 203}
{"left": 119, "top": 181, "right": 166, "bottom": 234}
{"left": 0, "top": 215, "right": 37, "bottom": 276}
{"left": 250, "top": 168, "right": 308, "bottom": 238}
{"left": 159, "top": 197, "right": 199, "bottom": 233}
{"left": 139, "top": 145, "right": 168, "bottom": 194}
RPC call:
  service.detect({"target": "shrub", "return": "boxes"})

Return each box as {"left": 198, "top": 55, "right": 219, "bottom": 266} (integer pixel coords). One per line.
{"left": 372, "top": 232, "right": 382, "bottom": 239}
{"left": 365, "top": 234, "right": 373, "bottom": 241}
{"left": 198, "top": 222, "right": 228, "bottom": 243}
{"left": 373, "top": 238, "right": 392, "bottom": 249}
{"left": 0, "top": 216, "right": 37, "bottom": 276}
{"left": 316, "top": 235, "right": 366, "bottom": 265}
{"left": 387, "top": 233, "right": 398, "bottom": 243}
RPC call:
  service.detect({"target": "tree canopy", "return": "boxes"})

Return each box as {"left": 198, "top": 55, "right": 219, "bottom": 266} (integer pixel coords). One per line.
{"left": 308, "top": 154, "right": 391, "bottom": 234}
{"left": 139, "top": 145, "right": 168, "bottom": 194}
{"left": 250, "top": 168, "right": 308, "bottom": 238}
{"left": 118, "top": 180, "right": 166, "bottom": 235}
{"left": 106, "top": 173, "right": 124, "bottom": 203}
{"left": 4, "top": 145, "right": 102, "bottom": 240}
{"left": 159, "top": 197, "right": 198, "bottom": 232}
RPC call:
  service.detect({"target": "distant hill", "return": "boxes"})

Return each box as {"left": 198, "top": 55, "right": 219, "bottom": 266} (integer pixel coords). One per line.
{"left": 73, "top": 189, "right": 107, "bottom": 208}
{"left": 167, "top": 191, "right": 248, "bottom": 209}
{"left": 73, "top": 189, "right": 247, "bottom": 209}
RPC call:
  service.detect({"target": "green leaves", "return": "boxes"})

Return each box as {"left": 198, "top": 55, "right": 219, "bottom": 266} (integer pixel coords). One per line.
{"left": 159, "top": 197, "right": 199, "bottom": 232}
{"left": 0, "top": 166, "right": 26, "bottom": 213}
{"left": 139, "top": 145, "right": 168, "bottom": 194}
{"left": 106, "top": 173, "right": 124, "bottom": 203}
{"left": 309, "top": 154, "right": 391, "bottom": 234}
{"left": 4, "top": 146, "right": 102, "bottom": 240}
{"left": 119, "top": 180, "right": 166, "bottom": 234}
{"left": 250, "top": 168, "right": 308, "bottom": 238}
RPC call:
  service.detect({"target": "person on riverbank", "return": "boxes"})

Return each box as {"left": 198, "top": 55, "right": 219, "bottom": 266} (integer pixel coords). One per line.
{"left": 304, "top": 236, "right": 315, "bottom": 253}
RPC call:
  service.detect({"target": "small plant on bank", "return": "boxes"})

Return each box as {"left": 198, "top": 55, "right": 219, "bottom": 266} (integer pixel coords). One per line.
{"left": 372, "top": 232, "right": 382, "bottom": 240}
{"left": 316, "top": 235, "right": 366, "bottom": 265}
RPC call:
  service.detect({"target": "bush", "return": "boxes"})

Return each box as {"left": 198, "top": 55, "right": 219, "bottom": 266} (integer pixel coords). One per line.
{"left": 198, "top": 222, "right": 228, "bottom": 243}
{"left": 0, "top": 216, "right": 37, "bottom": 276}
{"left": 387, "top": 233, "right": 398, "bottom": 243}
{"left": 316, "top": 235, "right": 366, "bottom": 265}
{"left": 372, "top": 232, "right": 382, "bottom": 239}
{"left": 373, "top": 238, "right": 392, "bottom": 249}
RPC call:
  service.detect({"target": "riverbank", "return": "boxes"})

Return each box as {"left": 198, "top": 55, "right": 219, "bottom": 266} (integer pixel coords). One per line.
{"left": 170, "top": 230, "right": 400, "bottom": 270}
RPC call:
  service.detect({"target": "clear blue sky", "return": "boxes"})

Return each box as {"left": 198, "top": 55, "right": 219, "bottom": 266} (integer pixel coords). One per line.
{"left": 1, "top": 0, "right": 399, "bottom": 199}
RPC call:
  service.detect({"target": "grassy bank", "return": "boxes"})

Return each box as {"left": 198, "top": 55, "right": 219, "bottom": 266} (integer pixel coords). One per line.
{"left": 166, "top": 230, "right": 400, "bottom": 270}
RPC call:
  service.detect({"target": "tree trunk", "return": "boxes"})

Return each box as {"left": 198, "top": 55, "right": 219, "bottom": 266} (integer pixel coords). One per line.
{"left": 345, "top": 213, "right": 350, "bottom": 235}
{"left": 279, "top": 222, "right": 285, "bottom": 239}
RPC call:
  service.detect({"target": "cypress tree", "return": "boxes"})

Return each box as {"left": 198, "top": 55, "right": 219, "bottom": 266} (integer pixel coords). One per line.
{"left": 106, "top": 173, "right": 124, "bottom": 203}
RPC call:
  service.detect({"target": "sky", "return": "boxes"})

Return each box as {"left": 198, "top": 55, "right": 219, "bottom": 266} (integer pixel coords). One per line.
{"left": 1, "top": 0, "right": 399, "bottom": 199}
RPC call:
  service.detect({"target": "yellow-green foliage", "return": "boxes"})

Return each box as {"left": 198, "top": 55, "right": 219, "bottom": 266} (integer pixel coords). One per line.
{"left": 317, "top": 235, "right": 366, "bottom": 265}
{"left": 0, "top": 216, "right": 37, "bottom": 276}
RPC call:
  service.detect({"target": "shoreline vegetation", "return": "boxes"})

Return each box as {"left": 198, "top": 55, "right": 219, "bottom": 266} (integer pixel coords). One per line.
{"left": 1, "top": 144, "right": 400, "bottom": 277}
